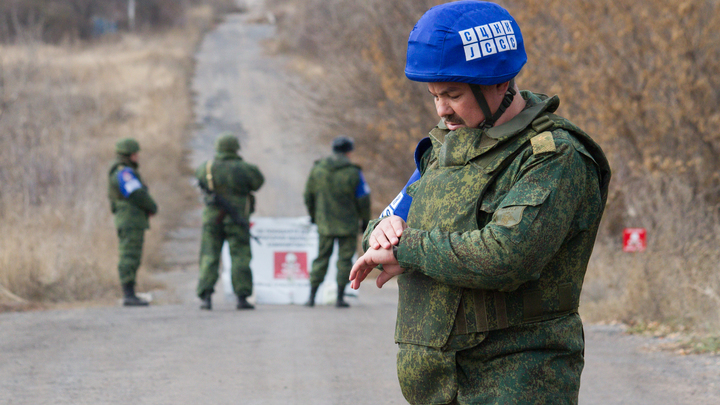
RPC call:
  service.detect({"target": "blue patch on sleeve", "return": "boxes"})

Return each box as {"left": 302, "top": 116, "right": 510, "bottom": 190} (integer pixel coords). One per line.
{"left": 117, "top": 168, "right": 142, "bottom": 198}
{"left": 380, "top": 169, "right": 420, "bottom": 221}
{"left": 379, "top": 137, "right": 432, "bottom": 221}
{"left": 355, "top": 171, "right": 371, "bottom": 198}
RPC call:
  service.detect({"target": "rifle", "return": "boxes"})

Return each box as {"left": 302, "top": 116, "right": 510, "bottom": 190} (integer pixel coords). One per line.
{"left": 198, "top": 179, "right": 261, "bottom": 244}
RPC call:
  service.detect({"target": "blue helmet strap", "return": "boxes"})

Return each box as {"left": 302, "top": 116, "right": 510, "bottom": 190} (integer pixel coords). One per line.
{"left": 470, "top": 79, "right": 516, "bottom": 129}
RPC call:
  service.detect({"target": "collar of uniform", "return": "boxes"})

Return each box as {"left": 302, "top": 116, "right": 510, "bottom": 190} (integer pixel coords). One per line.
{"left": 485, "top": 92, "right": 560, "bottom": 140}
{"left": 429, "top": 120, "right": 449, "bottom": 145}
{"left": 215, "top": 152, "right": 242, "bottom": 160}
{"left": 326, "top": 153, "right": 354, "bottom": 170}
{"left": 115, "top": 154, "right": 138, "bottom": 169}
{"left": 428, "top": 92, "right": 559, "bottom": 167}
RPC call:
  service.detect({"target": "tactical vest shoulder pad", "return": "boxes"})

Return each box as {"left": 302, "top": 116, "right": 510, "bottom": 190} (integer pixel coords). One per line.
{"left": 530, "top": 113, "right": 612, "bottom": 207}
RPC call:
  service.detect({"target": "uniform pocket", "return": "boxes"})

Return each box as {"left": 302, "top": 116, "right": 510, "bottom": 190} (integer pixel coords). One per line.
{"left": 397, "top": 346, "right": 457, "bottom": 404}
{"left": 492, "top": 188, "right": 551, "bottom": 244}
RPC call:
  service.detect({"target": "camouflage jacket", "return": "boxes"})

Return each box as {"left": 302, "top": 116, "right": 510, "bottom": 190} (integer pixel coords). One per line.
{"left": 366, "top": 92, "right": 611, "bottom": 348}
{"left": 196, "top": 152, "right": 264, "bottom": 226}
{"left": 304, "top": 153, "right": 371, "bottom": 236}
{"left": 108, "top": 157, "right": 158, "bottom": 229}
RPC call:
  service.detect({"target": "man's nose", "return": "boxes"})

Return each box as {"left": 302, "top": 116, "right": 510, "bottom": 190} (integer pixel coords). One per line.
{"left": 435, "top": 100, "right": 452, "bottom": 117}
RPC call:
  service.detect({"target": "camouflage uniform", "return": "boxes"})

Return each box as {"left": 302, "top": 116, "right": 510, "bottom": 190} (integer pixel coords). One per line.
{"left": 108, "top": 138, "right": 158, "bottom": 305}
{"left": 304, "top": 152, "right": 371, "bottom": 304}
{"left": 196, "top": 135, "right": 264, "bottom": 308}
{"left": 364, "top": 92, "right": 610, "bottom": 404}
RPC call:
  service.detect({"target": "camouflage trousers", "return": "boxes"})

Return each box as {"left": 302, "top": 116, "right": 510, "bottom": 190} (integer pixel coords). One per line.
{"left": 397, "top": 314, "right": 584, "bottom": 405}
{"left": 309, "top": 234, "right": 356, "bottom": 288}
{"left": 116, "top": 228, "right": 145, "bottom": 285}
{"left": 196, "top": 221, "right": 253, "bottom": 298}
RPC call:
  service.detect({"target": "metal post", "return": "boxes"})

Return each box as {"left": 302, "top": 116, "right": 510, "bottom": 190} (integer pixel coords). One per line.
{"left": 128, "top": 0, "right": 136, "bottom": 31}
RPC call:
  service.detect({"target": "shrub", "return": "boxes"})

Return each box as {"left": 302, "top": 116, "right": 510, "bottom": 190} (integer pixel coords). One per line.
{"left": 0, "top": 0, "right": 213, "bottom": 43}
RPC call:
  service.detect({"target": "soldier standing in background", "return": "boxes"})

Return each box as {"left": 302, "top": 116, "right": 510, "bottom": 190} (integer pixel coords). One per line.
{"left": 195, "top": 133, "right": 264, "bottom": 311}
{"left": 350, "top": 1, "right": 610, "bottom": 403}
{"left": 304, "top": 136, "right": 371, "bottom": 308}
{"left": 108, "top": 138, "right": 158, "bottom": 307}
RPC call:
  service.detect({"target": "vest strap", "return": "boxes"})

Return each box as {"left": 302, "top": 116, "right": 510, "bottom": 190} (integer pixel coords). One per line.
{"left": 493, "top": 291, "right": 509, "bottom": 329}
{"left": 523, "top": 290, "right": 543, "bottom": 321}
{"left": 205, "top": 159, "right": 215, "bottom": 192}
{"left": 455, "top": 299, "right": 468, "bottom": 335}
{"left": 531, "top": 115, "right": 554, "bottom": 133}
{"left": 559, "top": 283, "right": 573, "bottom": 312}
{"left": 473, "top": 289, "right": 489, "bottom": 331}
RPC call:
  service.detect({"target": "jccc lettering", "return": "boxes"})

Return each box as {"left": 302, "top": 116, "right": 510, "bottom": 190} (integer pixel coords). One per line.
{"left": 459, "top": 20, "right": 517, "bottom": 62}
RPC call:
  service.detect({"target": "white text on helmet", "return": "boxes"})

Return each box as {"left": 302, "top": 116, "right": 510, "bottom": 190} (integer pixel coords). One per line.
{"left": 459, "top": 20, "right": 517, "bottom": 62}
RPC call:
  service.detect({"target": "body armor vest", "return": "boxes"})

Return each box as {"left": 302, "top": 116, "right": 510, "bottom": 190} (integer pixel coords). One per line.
{"left": 396, "top": 94, "right": 610, "bottom": 348}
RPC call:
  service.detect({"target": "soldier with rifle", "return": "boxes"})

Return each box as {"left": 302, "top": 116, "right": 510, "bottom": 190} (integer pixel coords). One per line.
{"left": 195, "top": 133, "right": 264, "bottom": 310}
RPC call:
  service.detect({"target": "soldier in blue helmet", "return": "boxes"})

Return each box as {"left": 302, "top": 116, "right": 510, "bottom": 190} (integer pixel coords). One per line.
{"left": 350, "top": 1, "right": 611, "bottom": 404}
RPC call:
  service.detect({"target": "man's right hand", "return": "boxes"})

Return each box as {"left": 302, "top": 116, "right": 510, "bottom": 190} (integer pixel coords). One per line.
{"left": 369, "top": 215, "right": 408, "bottom": 250}
{"left": 350, "top": 247, "right": 403, "bottom": 290}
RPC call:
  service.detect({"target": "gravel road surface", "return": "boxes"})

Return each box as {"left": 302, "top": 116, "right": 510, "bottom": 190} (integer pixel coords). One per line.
{"left": 2, "top": 2, "right": 719, "bottom": 404}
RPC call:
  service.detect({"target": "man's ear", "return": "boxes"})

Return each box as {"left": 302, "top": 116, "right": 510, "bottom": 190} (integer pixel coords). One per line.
{"left": 496, "top": 81, "right": 510, "bottom": 94}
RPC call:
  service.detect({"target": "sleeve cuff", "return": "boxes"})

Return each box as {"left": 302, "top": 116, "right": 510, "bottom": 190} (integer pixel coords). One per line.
{"left": 396, "top": 228, "right": 425, "bottom": 271}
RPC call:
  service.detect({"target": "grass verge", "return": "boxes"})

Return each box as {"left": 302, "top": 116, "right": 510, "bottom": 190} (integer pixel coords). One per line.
{"left": 0, "top": 3, "right": 234, "bottom": 309}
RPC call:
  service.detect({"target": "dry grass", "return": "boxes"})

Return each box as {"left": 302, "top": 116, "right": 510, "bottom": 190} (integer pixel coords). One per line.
{"left": 581, "top": 175, "right": 720, "bottom": 331}
{"left": 0, "top": 3, "right": 230, "bottom": 307}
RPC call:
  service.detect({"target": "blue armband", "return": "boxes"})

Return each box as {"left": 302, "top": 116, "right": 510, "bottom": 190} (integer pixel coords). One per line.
{"left": 117, "top": 168, "right": 142, "bottom": 198}
{"left": 355, "top": 171, "right": 371, "bottom": 198}
{"left": 379, "top": 137, "right": 432, "bottom": 221}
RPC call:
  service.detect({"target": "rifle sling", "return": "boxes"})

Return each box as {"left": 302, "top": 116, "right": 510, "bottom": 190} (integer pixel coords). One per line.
{"left": 205, "top": 159, "right": 215, "bottom": 191}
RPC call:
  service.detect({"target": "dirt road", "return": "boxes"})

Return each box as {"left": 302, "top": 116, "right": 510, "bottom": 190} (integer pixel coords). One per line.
{"left": 2, "top": 2, "right": 720, "bottom": 404}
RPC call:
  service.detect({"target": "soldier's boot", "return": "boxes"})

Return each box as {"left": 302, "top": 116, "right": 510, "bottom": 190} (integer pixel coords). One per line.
{"left": 236, "top": 295, "right": 255, "bottom": 310}
{"left": 199, "top": 291, "right": 212, "bottom": 310}
{"left": 335, "top": 284, "right": 350, "bottom": 308}
{"left": 122, "top": 282, "right": 149, "bottom": 307}
{"left": 304, "top": 285, "right": 319, "bottom": 307}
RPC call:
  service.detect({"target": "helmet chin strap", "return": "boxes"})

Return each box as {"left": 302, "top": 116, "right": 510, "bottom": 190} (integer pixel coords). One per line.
{"left": 470, "top": 79, "right": 516, "bottom": 129}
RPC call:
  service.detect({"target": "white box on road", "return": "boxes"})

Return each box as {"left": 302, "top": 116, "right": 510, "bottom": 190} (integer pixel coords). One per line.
{"left": 221, "top": 216, "right": 357, "bottom": 305}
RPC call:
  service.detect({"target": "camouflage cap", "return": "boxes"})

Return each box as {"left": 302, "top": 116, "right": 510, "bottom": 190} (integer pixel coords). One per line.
{"left": 115, "top": 138, "right": 140, "bottom": 155}
{"left": 215, "top": 132, "right": 240, "bottom": 153}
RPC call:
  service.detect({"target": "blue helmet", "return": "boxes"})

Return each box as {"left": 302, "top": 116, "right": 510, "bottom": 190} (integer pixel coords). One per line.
{"left": 405, "top": 1, "right": 526, "bottom": 86}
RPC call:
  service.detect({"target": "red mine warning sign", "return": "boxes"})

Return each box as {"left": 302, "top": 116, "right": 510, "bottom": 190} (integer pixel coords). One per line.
{"left": 623, "top": 228, "right": 647, "bottom": 252}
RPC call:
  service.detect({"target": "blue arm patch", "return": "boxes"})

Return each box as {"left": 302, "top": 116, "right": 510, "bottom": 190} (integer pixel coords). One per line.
{"left": 380, "top": 169, "right": 420, "bottom": 221}
{"left": 379, "top": 137, "right": 432, "bottom": 221}
{"left": 117, "top": 168, "right": 142, "bottom": 198}
{"left": 355, "top": 171, "right": 371, "bottom": 198}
